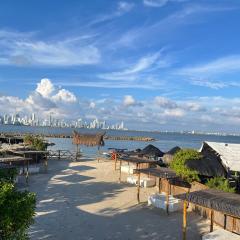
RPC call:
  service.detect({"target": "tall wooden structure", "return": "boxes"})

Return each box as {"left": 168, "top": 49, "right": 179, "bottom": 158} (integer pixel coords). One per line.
{"left": 72, "top": 131, "right": 105, "bottom": 161}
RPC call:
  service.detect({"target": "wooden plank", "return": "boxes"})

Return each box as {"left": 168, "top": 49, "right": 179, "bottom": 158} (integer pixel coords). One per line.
{"left": 137, "top": 166, "right": 141, "bottom": 203}
{"left": 119, "top": 159, "right": 122, "bottom": 182}
{"left": 166, "top": 181, "right": 170, "bottom": 215}
{"left": 183, "top": 200, "right": 187, "bottom": 240}
{"left": 210, "top": 209, "right": 214, "bottom": 232}
{"left": 158, "top": 178, "right": 161, "bottom": 193}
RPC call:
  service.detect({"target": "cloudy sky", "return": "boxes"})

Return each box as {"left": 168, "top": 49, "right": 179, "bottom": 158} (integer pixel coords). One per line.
{"left": 0, "top": 0, "right": 240, "bottom": 132}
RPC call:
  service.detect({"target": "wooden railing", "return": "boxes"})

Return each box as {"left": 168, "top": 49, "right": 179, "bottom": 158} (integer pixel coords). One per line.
{"left": 48, "top": 150, "right": 81, "bottom": 161}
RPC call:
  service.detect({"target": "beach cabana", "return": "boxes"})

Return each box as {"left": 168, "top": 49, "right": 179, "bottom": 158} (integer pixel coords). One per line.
{"left": 162, "top": 146, "right": 181, "bottom": 165}
{"left": 176, "top": 189, "right": 240, "bottom": 240}
{"left": 9, "top": 150, "right": 49, "bottom": 173}
{"left": 72, "top": 131, "right": 105, "bottom": 161}
{"left": 199, "top": 142, "right": 240, "bottom": 179}
{"left": 136, "top": 167, "right": 190, "bottom": 214}
{"left": 117, "top": 156, "right": 158, "bottom": 183}
{"left": 138, "top": 144, "right": 164, "bottom": 159}
{"left": 184, "top": 142, "right": 240, "bottom": 190}
{"left": 0, "top": 156, "right": 32, "bottom": 184}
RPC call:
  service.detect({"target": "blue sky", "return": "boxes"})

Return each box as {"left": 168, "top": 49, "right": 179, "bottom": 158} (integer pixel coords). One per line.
{"left": 0, "top": 0, "right": 240, "bottom": 132}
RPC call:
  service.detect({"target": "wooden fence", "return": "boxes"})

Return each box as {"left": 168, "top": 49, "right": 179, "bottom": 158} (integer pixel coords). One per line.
{"left": 48, "top": 150, "right": 80, "bottom": 161}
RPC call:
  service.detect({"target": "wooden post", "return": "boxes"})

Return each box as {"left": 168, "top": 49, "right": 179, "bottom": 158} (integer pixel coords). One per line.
{"left": 223, "top": 214, "right": 227, "bottom": 230}
{"left": 119, "top": 159, "right": 122, "bottom": 182}
{"left": 97, "top": 146, "right": 100, "bottom": 163}
{"left": 35, "top": 153, "right": 38, "bottom": 167}
{"left": 76, "top": 144, "right": 79, "bottom": 161}
{"left": 158, "top": 178, "right": 161, "bottom": 193}
{"left": 183, "top": 200, "right": 187, "bottom": 240}
{"left": 58, "top": 150, "right": 61, "bottom": 160}
{"left": 166, "top": 181, "right": 169, "bottom": 214}
{"left": 23, "top": 154, "right": 26, "bottom": 174}
{"left": 232, "top": 217, "right": 236, "bottom": 233}
{"left": 210, "top": 209, "right": 214, "bottom": 232}
{"left": 137, "top": 164, "right": 140, "bottom": 203}
{"left": 44, "top": 153, "right": 48, "bottom": 173}
{"left": 114, "top": 153, "right": 117, "bottom": 171}
{"left": 137, "top": 172, "right": 141, "bottom": 203}
{"left": 26, "top": 159, "right": 29, "bottom": 185}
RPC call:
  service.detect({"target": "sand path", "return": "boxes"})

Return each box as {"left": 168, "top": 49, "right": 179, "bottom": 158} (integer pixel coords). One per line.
{"left": 28, "top": 159, "right": 209, "bottom": 240}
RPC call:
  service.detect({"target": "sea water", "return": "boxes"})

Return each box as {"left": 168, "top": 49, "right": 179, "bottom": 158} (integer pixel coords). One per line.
{"left": 1, "top": 125, "right": 240, "bottom": 157}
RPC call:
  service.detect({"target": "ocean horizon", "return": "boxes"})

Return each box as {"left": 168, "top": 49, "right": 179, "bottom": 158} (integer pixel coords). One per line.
{"left": 1, "top": 124, "right": 240, "bottom": 156}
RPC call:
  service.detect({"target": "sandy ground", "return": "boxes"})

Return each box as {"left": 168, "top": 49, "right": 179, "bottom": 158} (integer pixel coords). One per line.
{"left": 27, "top": 158, "right": 211, "bottom": 240}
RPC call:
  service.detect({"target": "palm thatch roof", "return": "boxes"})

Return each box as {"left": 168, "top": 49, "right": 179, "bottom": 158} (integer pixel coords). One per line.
{"left": 137, "top": 167, "right": 191, "bottom": 188}
{"left": 167, "top": 146, "right": 181, "bottom": 155}
{"left": 162, "top": 146, "right": 181, "bottom": 165}
{"left": 201, "top": 141, "right": 240, "bottom": 172}
{"left": 72, "top": 131, "right": 105, "bottom": 147}
{"left": 184, "top": 142, "right": 227, "bottom": 177}
{"left": 176, "top": 189, "right": 240, "bottom": 218}
{"left": 186, "top": 156, "right": 227, "bottom": 177}
{"left": 138, "top": 144, "right": 164, "bottom": 157}
{"left": 120, "top": 156, "right": 159, "bottom": 164}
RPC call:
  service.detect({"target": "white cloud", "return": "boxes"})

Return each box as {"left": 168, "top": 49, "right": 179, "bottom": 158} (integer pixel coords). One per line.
{"left": 52, "top": 89, "right": 77, "bottom": 103}
{"left": 57, "top": 80, "right": 164, "bottom": 90}
{"left": 89, "top": 1, "right": 134, "bottom": 25}
{"left": 177, "top": 55, "right": 240, "bottom": 89}
{"left": 36, "top": 78, "right": 55, "bottom": 97}
{"left": 118, "top": 2, "right": 134, "bottom": 12}
{"left": 189, "top": 79, "right": 228, "bottom": 90}
{"left": 0, "top": 30, "right": 101, "bottom": 66}
{"left": 179, "top": 55, "right": 240, "bottom": 76}
{"left": 154, "top": 96, "right": 177, "bottom": 109}
{"left": 163, "top": 108, "right": 185, "bottom": 117}
{"left": 143, "top": 0, "right": 170, "bottom": 7}
{"left": 1, "top": 80, "right": 240, "bottom": 132}
{"left": 89, "top": 102, "right": 96, "bottom": 108}
{"left": 123, "top": 95, "right": 136, "bottom": 106}
{"left": 143, "top": 0, "right": 188, "bottom": 7}
{"left": 116, "top": 4, "right": 235, "bottom": 49}
{"left": 184, "top": 102, "right": 205, "bottom": 112}
{"left": 99, "top": 52, "right": 162, "bottom": 81}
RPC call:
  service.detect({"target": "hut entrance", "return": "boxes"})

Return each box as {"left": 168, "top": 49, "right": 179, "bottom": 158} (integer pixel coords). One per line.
{"left": 72, "top": 131, "right": 105, "bottom": 161}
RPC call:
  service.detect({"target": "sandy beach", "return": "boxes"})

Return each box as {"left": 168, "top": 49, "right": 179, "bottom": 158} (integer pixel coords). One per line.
{"left": 28, "top": 158, "right": 210, "bottom": 240}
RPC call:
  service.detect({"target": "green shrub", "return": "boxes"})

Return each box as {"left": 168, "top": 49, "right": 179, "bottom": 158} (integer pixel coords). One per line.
{"left": 0, "top": 167, "right": 18, "bottom": 183}
{"left": 24, "top": 135, "right": 46, "bottom": 151}
{"left": 206, "top": 177, "right": 235, "bottom": 193}
{"left": 0, "top": 182, "right": 36, "bottom": 240}
{"left": 170, "top": 149, "right": 201, "bottom": 183}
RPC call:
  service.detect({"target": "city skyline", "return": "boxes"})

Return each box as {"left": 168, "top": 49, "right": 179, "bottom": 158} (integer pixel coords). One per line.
{"left": 0, "top": 112, "right": 127, "bottom": 130}
{"left": 0, "top": 1, "right": 240, "bottom": 133}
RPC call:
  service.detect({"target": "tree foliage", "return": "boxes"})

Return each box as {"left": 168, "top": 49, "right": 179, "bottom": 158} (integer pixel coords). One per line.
{"left": 23, "top": 135, "right": 46, "bottom": 151}
{"left": 0, "top": 167, "right": 18, "bottom": 183}
{"left": 206, "top": 177, "right": 235, "bottom": 193}
{"left": 170, "top": 149, "right": 201, "bottom": 183}
{"left": 0, "top": 182, "right": 36, "bottom": 240}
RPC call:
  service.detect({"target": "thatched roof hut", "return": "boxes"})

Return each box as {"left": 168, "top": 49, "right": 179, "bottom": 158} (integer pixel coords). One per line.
{"left": 183, "top": 142, "right": 228, "bottom": 178}
{"left": 200, "top": 141, "right": 240, "bottom": 172}
{"left": 186, "top": 155, "right": 227, "bottom": 177}
{"left": 176, "top": 189, "right": 240, "bottom": 218}
{"left": 138, "top": 144, "right": 164, "bottom": 158}
{"left": 72, "top": 131, "right": 105, "bottom": 147}
{"left": 162, "top": 146, "right": 181, "bottom": 165}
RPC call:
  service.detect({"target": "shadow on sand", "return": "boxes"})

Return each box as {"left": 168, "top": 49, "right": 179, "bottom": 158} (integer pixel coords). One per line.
{"left": 28, "top": 160, "right": 208, "bottom": 240}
